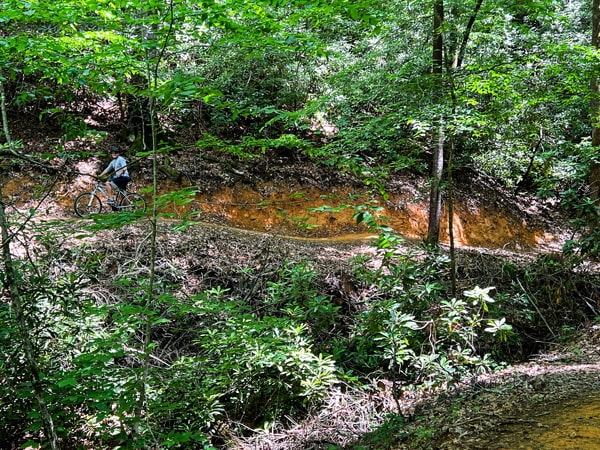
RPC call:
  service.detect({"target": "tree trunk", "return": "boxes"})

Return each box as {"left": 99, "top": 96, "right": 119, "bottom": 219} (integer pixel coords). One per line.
{"left": 426, "top": 0, "right": 445, "bottom": 245}
{"left": 454, "top": 0, "right": 484, "bottom": 69}
{"left": 427, "top": 124, "right": 444, "bottom": 244}
{"left": 126, "top": 74, "right": 156, "bottom": 151}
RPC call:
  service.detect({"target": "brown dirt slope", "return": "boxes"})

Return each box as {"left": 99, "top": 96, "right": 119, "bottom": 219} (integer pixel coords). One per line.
{"left": 4, "top": 110, "right": 568, "bottom": 252}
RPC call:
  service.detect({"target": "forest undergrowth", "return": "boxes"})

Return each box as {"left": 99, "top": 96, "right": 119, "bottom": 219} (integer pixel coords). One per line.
{"left": 1, "top": 108, "right": 598, "bottom": 448}
{"left": 2, "top": 208, "right": 599, "bottom": 449}
{"left": 4, "top": 1, "right": 600, "bottom": 446}
{"left": 1, "top": 93, "right": 598, "bottom": 449}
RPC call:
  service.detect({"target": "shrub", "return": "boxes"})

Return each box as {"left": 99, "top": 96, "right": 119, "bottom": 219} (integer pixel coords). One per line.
{"left": 187, "top": 287, "right": 339, "bottom": 427}
{"left": 335, "top": 234, "right": 512, "bottom": 392}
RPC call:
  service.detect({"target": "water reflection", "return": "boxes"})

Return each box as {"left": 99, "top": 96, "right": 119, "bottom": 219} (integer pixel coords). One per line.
{"left": 491, "top": 395, "right": 600, "bottom": 449}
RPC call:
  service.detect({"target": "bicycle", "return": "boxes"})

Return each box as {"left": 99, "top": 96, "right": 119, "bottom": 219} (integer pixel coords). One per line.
{"left": 74, "top": 176, "right": 147, "bottom": 218}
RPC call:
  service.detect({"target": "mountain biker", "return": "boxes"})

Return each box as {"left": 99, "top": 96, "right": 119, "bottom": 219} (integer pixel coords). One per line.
{"left": 99, "top": 146, "right": 130, "bottom": 204}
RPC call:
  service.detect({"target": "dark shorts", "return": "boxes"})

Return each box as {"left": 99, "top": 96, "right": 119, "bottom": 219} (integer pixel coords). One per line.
{"left": 110, "top": 176, "right": 130, "bottom": 190}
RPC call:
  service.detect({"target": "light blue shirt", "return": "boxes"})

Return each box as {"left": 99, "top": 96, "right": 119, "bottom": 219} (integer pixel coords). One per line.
{"left": 105, "top": 156, "right": 129, "bottom": 178}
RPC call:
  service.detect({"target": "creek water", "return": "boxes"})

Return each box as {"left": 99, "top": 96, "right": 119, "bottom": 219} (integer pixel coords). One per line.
{"left": 488, "top": 395, "right": 600, "bottom": 449}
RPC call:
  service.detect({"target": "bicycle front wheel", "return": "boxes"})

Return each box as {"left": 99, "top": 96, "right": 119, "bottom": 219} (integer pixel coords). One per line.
{"left": 74, "top": 193, "right": 103, "bottom": 217}
{"left": 118, "top": 192, "right": 147, "bottom": 213}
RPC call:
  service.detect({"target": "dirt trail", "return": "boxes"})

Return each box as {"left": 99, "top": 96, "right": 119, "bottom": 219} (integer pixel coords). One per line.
{"left": 5, "top": 175, "right": 566, "bottom": 253}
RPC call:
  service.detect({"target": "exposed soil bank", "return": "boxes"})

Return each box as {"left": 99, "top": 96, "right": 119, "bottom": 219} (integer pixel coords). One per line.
{"left": 166, "top": 182, "right": 558, "bottom": 250}
{"left": 5, "top": 175, "right": 564, "bottom": 252}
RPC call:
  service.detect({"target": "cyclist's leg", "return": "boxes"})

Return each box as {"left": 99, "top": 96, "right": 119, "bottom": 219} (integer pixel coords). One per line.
{"left": 106, "top": 179, "right": 120, "bottom": 204}
{"left": 106, "top": 179, "right": 115, "bottom": 200}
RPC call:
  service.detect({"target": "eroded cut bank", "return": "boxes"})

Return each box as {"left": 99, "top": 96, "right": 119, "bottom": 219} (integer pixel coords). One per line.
{"left": 156, "top": 180, "right": 560, "bottom": 250}
{"left": 5, "top": 175, "right": 562, "bottom": 250}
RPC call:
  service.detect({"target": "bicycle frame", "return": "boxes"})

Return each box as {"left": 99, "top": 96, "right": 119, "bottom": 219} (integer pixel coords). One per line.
{"left": 74, "top": 179, "right": 146, "bottom": 217}
{"left": 89, "top": 183, "right": 111, "bottom": 200}
{"left": 91, "top": 182, "right": 134, "bottom": 201}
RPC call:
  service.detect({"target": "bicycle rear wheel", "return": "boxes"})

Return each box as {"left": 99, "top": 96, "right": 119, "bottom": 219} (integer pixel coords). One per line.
{"left": 118, "top": 192, "right": 147, "bottom": 213}
{"left": 74, "top": 193, "right": 102, "bottom": 217}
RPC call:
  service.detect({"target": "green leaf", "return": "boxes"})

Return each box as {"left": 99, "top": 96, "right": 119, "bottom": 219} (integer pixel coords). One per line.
{"left": 57, "top": 378, "right": 78, "bottom": 388}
